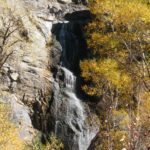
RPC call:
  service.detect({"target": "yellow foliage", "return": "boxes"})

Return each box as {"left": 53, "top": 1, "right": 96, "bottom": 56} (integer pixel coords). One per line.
{"left": 44, "top": 135, "right": 64, "bottom": 150}
{"left": 80, "top": 59, "right": 131, "bottom": 96}
{"left": 82, "top": 0, "right": 150, "bottom": 101}
{"left": 27, "top": 134, "right": 63, "bottom": 150}
{"left": 112, "top": 109, "right": 129, "bottom": 129}
{"left": 89, "top": 0, "right": 150, "bottom": 24}
{"left": 110, "top": 130, "right": 128, "bottom": 149}
{"left": 81, "top": 0, "right": 150, "bottom": 149}
{"left": 139, "top": 92, "right": 150, "bottom": 127}
{"left": 87, "top": 0, "right": 150, "bottom": 60}
{"left": 0, "top": 103, "right": 25, "bottom": 150}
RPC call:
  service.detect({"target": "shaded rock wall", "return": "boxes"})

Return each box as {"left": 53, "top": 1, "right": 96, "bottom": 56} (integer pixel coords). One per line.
{"left": 50, "top": 20, "right": 99, "bottom": 149}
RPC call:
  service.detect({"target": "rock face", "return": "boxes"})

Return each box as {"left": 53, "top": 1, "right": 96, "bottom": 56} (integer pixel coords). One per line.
{"left": 0, "top": 0, "right": 99, "bottom": 149}
{"left": 48, "top": 2, "right": 99, "bottom": 149}
{"left": 0, "top": 0, "right": 53, "bottom": 141}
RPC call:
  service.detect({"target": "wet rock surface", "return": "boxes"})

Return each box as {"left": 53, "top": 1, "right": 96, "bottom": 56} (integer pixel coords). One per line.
{"left": 50, "top": 19, "right": 99, "bottom": 150}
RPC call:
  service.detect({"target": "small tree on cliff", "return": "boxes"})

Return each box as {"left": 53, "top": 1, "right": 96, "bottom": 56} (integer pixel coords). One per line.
{"left": 0, "top": 8, "right": 22, "bottom": 70}
{"left": 80, "top": 0, "right": 150, "bottom": 149}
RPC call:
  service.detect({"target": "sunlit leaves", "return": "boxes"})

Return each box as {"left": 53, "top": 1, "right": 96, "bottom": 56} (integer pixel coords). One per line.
{"left": 0, "top": 103, "right": 25, "bottom": 150}
{"left": 80, "top": 59, "right": 131, "bottom": 96}
{"left": 81, "top": 0, "right": 150, "bottom": 149}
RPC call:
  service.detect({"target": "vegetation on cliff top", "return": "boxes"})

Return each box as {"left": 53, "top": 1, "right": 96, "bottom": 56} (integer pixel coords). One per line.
{"left": 81, "top": 0, "right": 150, "bottom": 149}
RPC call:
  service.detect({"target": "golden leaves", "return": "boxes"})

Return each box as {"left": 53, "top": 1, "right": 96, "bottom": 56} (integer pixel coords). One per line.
{"left": 0, "top": 103, "right": 25, "bottom": 150}
{"left": 80, "top": 59, "right": 131, "bottom": 96}
{"left": 81, "top": 1, "right": 150, "bottom": 149}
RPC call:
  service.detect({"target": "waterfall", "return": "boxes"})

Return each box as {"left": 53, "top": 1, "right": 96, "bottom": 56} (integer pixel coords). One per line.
{"left": 51, "top": 22, "right": 99, "bottom": 150}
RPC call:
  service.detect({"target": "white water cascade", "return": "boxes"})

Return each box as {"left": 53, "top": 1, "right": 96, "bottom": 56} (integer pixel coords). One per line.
{"left": 51, "top": 22, "right": 99, "bottom": 150}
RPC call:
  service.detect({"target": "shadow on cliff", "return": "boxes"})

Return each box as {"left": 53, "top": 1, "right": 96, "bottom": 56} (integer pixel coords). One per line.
{"left": 71, "top": 0, "right": 88, "bottom": 5}
{"left": 51, "top": 10, "right": 92, "bottom": 101}
{"left": 65, "top": 10, "right": 92, "bottom": 21}
{"left": 51, "top": 22, "right": 87, "bottom": 74}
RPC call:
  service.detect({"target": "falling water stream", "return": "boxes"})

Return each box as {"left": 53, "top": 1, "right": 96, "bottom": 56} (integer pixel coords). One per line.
{"left": 51, "top": 22, "right": 98, "bottom": 150}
